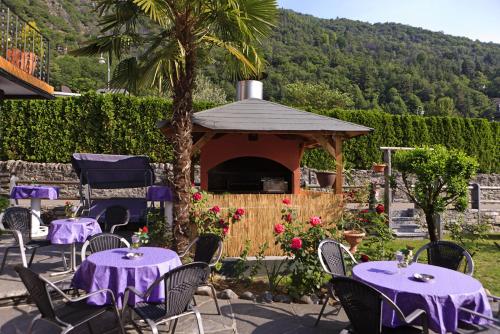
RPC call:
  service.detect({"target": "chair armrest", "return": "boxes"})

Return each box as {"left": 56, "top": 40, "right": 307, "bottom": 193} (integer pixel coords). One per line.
{"left": 404, "top": 308, "right": 427, "bottom": 324}
{"left": 68, "top": 288, "right": 117, "bottom": 304}
{"left": 43, "top": 275, "right": 116, "bottom": 304}
{"left": 178, "top": 237, "right": 197, "bottom": 258}
{"left": 458, "top": 307, "right": 500, "bottom": 326}
{"left": 487, "top": 294, "right": 500, "bottom": 302}
{"left": 123, "top": 286, "right": 147, "bottom": 309}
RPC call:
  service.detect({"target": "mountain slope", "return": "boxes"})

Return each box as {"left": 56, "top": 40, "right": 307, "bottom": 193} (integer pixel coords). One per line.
{"left": 7, "top": 2, "right": 500, "bottom": 117}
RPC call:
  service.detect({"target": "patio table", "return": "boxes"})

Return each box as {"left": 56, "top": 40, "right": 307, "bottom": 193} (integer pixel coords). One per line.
{"left": 47, "top": 217, "right": 102, "bottom": 276}
{"left": 10, "top": 185, "right": 59, "bottom": 237}
{"left": 352, "top": 261, "right": 492, "bottom": 334}
{"left": 72, "top": 247, "right": 181, "bottom": 308}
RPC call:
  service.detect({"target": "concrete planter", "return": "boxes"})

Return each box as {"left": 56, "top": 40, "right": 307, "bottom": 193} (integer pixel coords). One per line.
{"left": 343, "top": 230, "right": 366, "bottom": 253}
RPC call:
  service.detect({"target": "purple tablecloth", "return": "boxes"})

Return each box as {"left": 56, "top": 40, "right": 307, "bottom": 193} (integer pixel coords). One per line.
{"left": 10, "top": 185, "right": 59, "bottom": 199}
{"left": 72, "top": 247, "right": 182, "bottom": 307}
{"left": 48, "top": 218, "right": 102, "bottom": 244}
{"left": 352, "top": 261, "right": 492, "bottom": 333}
{"left": 146, "top": 186, "right": 173, "bottom": 201}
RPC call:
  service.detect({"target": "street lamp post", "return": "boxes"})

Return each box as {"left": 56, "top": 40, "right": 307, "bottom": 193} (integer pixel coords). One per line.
{"left": 99, "top": 53, "right": 111, "bottom": 91}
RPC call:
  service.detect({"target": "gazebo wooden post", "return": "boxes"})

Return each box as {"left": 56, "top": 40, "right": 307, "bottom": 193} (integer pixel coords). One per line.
{"left": 334, "top": 136, "right": 343, "bottom": 195}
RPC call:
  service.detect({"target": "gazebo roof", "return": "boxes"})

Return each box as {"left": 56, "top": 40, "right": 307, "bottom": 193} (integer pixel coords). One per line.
{"left": 159, "top": 98, "right": 372, "bottom": 138}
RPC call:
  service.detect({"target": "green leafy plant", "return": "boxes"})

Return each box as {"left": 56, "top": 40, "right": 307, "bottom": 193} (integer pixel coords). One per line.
{"left": 393, "top": 146, "right": 479, "bottom": 242}
{"left": 274, "top": 198, "right": 338, "bottom": 297}
{"left": 232, "top": 239, "right": 251, "bottom": 283}
{"left": 357, "top": 204, "right": 395, "bottom": 260}
{"left": 254, "top": 242, "right": 288, "bottom": 294}
{"left": 446, "top": 217, "right": 491, "bottom": 257}
{"left": 148, "top": 209, "right": 172, "bottom": 248}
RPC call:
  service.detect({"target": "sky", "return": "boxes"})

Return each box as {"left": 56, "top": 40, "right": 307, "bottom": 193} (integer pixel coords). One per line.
{"left": 277, "top": 0, "right": 500, "bottom": 44}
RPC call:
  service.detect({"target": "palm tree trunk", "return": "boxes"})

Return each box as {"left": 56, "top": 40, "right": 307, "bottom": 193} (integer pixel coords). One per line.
{"left": 171, "top": 49, "right": 196, "bottom": 252}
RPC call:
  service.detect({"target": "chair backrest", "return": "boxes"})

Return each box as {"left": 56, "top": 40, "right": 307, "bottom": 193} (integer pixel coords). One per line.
{"left": 318, "top": 239, "right": 355, "bottom": 276}
{"left": 331, "top": 276, "right": 384, "bottom": 334}
{"left": 97, "top": 205, "right": 130, "bottom": 232}
{"left": 414, "top": 241, "right": 473, "bottom": 275}
{"left": 1, "top": 207, "right": 35, "bottom": 242}
{"left": 81, "top": 233, "right": 130, "bottom": 261}
{"left": 193, "top": 234, "right": 223, "bottom": 265}
{"left": 162, "top": 262, "right": 209, "bottom": 318}
{"left": 15, "top": 265, "right": 57, "bottom": 321}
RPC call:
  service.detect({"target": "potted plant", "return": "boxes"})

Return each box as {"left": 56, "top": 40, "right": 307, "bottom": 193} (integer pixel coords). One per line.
{"left": 339, "top": 211, "right": 366, "bottom": 253}
{"left": 372, "top": 162, "right": 386, "bottom": 173}
{"left": 303, "top": 149, "right": 337, "bottom": 188}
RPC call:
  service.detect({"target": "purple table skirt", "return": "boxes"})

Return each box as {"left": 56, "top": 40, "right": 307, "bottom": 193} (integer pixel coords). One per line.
{"left": 48, "top": 218, "right": 102, "bottom": 244}
{"left": 72, "top": 247, "right": 182, "bottom": 307}
{"left": 10, "top": 186, "right": 59, "bottom": 200}
{"left": 146, "top": 186, "right": 173, "bottom": 202}
{"left": 353, "top": 261, "right": 492, "bottom": 334}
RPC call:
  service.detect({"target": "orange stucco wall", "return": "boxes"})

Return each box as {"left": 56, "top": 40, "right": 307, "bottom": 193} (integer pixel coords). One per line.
{"left": 200, "top": 134, "right": 304, "bottom": 194}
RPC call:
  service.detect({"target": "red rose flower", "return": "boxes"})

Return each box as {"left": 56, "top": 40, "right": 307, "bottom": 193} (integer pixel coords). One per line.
{"left": 309, "top": 216, "right": 322, "bottom": 227}
{"left": 235, "top": 208, "right": 245, "bottom": 216}
{"left": 274, "top": 223, "right": 285, "bottom": 234}
{"left": 232, "top": 214, "right": 241, "bottom": 221}
{"left": 223, "top": 226, "right": 230, "bottom": 235}
{"left": 290, "top": 237, "right": 302, "bottom": 250}
{"left": 192, "top": 192, "right": 202, "bottom": 201}
{"left": 360, "top": 254, "right": 370, "bottom": 262}
{"left": 282, "top": 198, "right": 291, "bottom": 205}
{"left": 218, "top": 219, "right": 226, "bottom": 226}
{"left": 285, "top": 213, "right": 293, "bottom": 222}
{"left": 376, "top": 204, "right": 385, "bottom": 214}
{"left": 210, "top": 205, "right": 220, "bottom": 213}
{"left": 141, "top": 226, "right": 148, "bottom": 233}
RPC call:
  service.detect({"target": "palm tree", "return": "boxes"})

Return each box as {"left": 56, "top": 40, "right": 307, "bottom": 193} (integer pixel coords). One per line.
{"left": 74, "top": 0, "right": 277, "bottom": 251}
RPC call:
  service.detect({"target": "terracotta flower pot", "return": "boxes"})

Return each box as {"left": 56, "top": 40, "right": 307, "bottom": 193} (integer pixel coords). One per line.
{"left": 343, "top": 230, "right": 366, "bottom": 253}
{"left": 315, "top": 171, "right": 336, "bottom": 188}
{"left": 372, "top": 163, "right": 386, "bottom": 173}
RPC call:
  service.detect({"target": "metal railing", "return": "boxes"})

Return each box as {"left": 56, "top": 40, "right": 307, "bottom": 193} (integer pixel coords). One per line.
{"left": 0, "top": 1, "right": 50, "bottom": 83}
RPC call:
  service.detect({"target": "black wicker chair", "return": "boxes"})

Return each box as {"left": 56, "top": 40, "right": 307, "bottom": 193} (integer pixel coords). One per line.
{"left": 315, "top": 239, "right": 358, "bottom": 326}
{"left": 331, "top": 276, "right": 429, "bottom": 334}
{"left": 412, "top": 241, "right": 474, "bottom": 276}
{"left": 179, "top": 233, "right": 223, "bottom": 315}
{"left": 95, "top": 205, "right": 130, "bottom": 233}
{"left": 122, "top": 262, "right": 209, "bottom": 334}
{"left": 15, "top": 265, "right": 124, "bottom": 334}
{"left": 81, "top": 233, "right": 130, "bottom": 261}
{"left": 1, "top": 207, "right": 66, "bottom": 273}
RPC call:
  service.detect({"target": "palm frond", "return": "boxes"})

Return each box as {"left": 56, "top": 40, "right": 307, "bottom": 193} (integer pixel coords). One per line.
{"left": 201, "top": 35, "right": 257, "bottom": 75}
{"left": 133, "top": 0, "right": 171, "bottom": 27}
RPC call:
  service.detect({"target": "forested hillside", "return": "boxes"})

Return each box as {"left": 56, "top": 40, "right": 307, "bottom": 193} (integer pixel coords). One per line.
{"left": 5, "top": 1, "right": 500, "bottom": 118}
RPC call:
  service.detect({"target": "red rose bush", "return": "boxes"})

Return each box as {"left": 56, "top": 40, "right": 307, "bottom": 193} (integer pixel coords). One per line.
{"left": 190, "top": 188, "right": 245, "bottom": 239}
{"left": 274, "top": 198, "right": 339, "bottom": 297}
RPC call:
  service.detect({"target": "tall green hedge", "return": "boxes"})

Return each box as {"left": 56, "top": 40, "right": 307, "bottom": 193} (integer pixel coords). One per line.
{"left": 0, "top": 93, "right": 214, "bottom": 163}
{"left": 303, "top": 109, "right": 499, "bottom": 173}
{"left": 1, "top": 94, "right": 498, "bottom": 173}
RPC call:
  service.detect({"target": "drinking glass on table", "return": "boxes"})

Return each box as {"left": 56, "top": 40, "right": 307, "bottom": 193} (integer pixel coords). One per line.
{"left": 395, "top": 251, "right": 406, "bottom": 273}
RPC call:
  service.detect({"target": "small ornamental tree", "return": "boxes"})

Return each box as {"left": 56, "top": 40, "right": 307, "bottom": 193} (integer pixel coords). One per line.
{"left": 393, "top": 146, "right": 478, "bottom": 242}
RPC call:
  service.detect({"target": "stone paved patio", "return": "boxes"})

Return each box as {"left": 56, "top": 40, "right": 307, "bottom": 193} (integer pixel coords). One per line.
{"left": 0, "top": 234, "right": 497, "bottom": 333}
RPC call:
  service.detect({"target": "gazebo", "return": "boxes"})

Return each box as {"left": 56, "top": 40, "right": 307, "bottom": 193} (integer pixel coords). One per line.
{"left": 159, "top": 82, "right": 371, "bottom": 195}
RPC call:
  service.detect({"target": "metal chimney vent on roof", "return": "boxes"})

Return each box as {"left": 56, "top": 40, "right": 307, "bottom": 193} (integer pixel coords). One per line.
{"left": 236, "top": 80, "right": 263, "bottom": 100}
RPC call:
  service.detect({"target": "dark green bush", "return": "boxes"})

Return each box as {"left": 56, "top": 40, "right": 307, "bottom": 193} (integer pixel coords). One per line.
{"left": 0, "top": 94, "right": 497, "bottom": 173}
